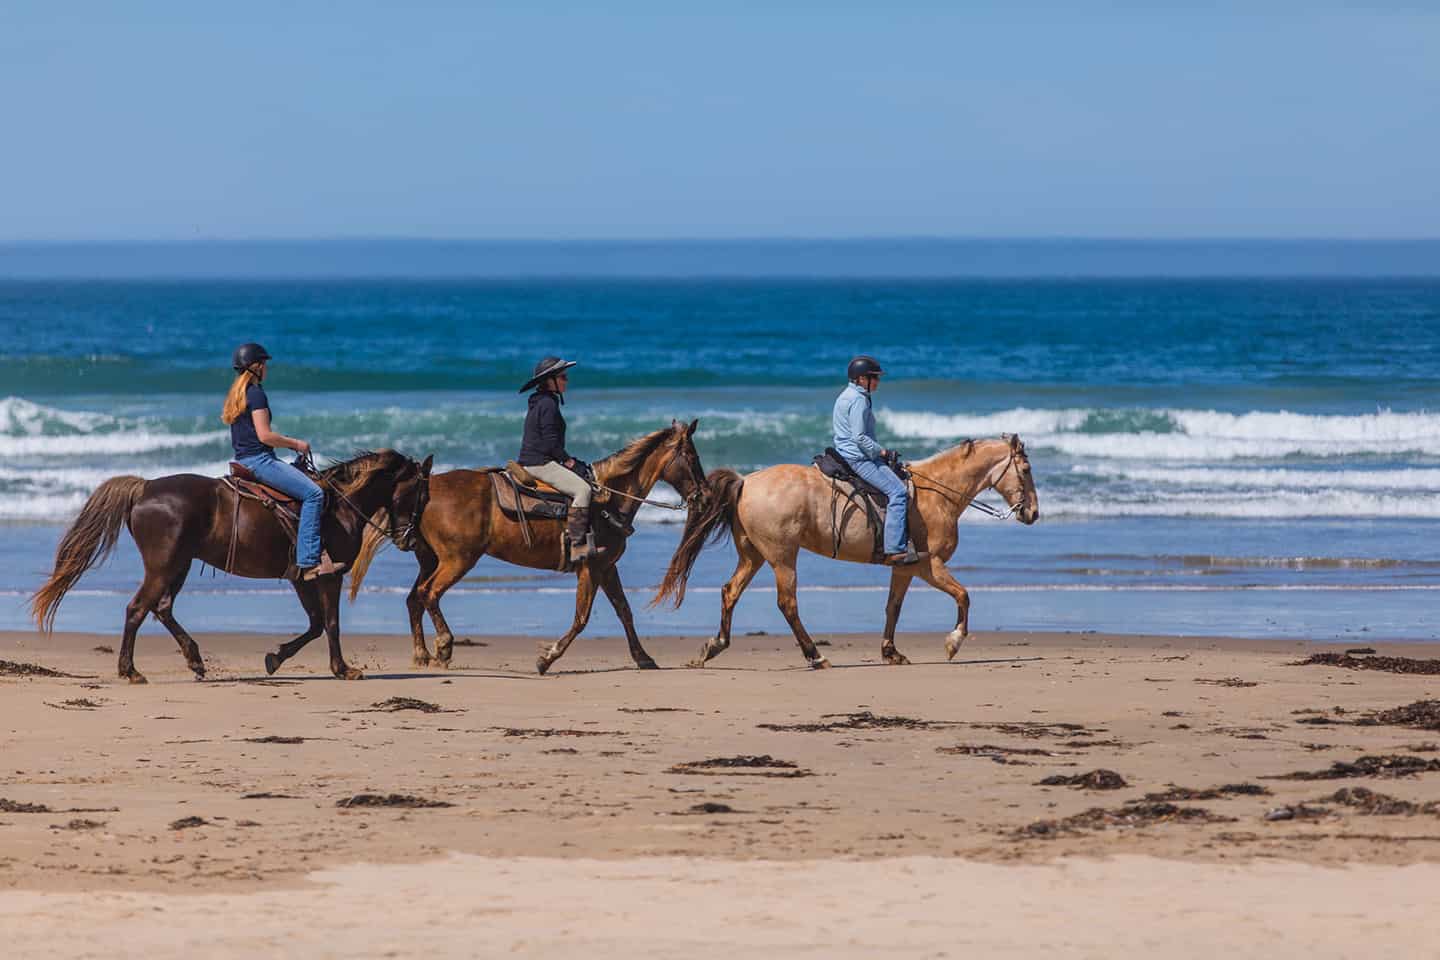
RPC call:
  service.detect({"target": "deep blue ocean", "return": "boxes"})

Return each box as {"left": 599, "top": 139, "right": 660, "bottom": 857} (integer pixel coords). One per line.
{"left": 5, "top": 274, "right": 1440, "bottom": 643}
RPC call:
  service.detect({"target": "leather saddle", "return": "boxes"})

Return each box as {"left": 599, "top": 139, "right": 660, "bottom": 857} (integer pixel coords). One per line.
{"left": 228, "top": 462, "right": 299, "bottom": 507}
{"left": 490, "top": 461, "right": 571, "bottom": 520}
{"left": 813, "top": 447, "right": 889, "bottom": 512}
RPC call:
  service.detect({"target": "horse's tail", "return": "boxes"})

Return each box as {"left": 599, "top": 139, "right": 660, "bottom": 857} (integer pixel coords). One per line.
{"left": 31, "top": 476, "right": 146, "bottom": 633}
{"left": 651, "top": 468, "right": 744, "bottom": 609}
{"left": 347, "top": 511, "right": 392, "bottom": 603}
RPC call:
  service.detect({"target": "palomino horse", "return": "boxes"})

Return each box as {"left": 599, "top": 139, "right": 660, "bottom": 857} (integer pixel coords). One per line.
{"left": 31, "top": 450, "right": 433, "bottom": 682}
{"left": 349, "top": 420, "right": 708, "bottom": 675}
{"left": 653, "top": 435, "right": 1039, "bottom": 667}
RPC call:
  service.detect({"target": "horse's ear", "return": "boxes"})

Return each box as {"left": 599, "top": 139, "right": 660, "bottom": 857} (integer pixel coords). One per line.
{"left": 687, "top": 418, "right": 699, "bottom": 437}
{"left": 1008, "top": 433, "right": 1021, "bottom": 452}
{"left": 420, "top": 454, "right": 434, "bottom": 476}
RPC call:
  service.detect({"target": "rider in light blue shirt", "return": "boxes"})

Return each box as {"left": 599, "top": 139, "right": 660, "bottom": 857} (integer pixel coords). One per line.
{"left": 832, "top": 355, "right": 916, "bottom": 565}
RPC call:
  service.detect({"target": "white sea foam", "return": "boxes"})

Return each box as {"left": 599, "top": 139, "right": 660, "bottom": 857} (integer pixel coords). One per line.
{"left": 1039, "top": 491, "right": 1440, "bottom": 519}
{"left": 881, "top": 406, "right": 1440, "bottom": 460}
{"left": 1078, "top": 465, "right": 1440, "bottom": 491}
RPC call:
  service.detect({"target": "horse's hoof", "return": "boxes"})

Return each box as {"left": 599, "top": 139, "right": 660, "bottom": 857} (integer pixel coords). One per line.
{"left": 809, "top": 657, "right": 832, "bottom": 670}
{"left": 412, "top": 654, "right": 432, "bottom": 668}
{"left": 536, "top": 656, "right": 552, "bottom": 676}
{"left": 635, "top": 657, "right": 659, "bottom": 671}
{"left": 264, "top": 653, "right": 281, "bottom": 676}
{"left": 883, "top": 651, "right": 911, "bottom": 666}
{"left": 124, "top": 672, "right": 148, "bottom": 685}
{"left": 685, "top": 659, "right": 706, "bottom": 669}
{"left": 190, "top": 668, "right": 207, "bottom": 681}
{"left": 335, "top": 666, "right": 364, "bottom": 681}
{"left": 945, "top": 629, "right": 967, "bottom": 661}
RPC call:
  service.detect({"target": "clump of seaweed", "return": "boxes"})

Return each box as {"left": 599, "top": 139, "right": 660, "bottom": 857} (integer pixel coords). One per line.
{"left": 1265, "top": 754, "right": 1440, "bottom": 781}
{"left": 336, "top": 794, "right": 453, "bottom": 809}
{"left": 1014, "top": 803, "right": 1234, "bottom": 839}
{"left": 669, "top": 755, "right": 814, "bottom": 778}
{"left": 1294, "top": 654, "right": 1440, "bottom": 676}
{"left": 1037, "top": 769, "right": 1128, "bottom": 790}
{"left": 1137, "top": 783, "right": 1270, "bottom": 802}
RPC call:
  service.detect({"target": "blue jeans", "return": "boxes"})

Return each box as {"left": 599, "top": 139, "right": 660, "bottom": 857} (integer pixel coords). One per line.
{"left": 237, "top": 452, "right": 325, "bottom": 568}
{"left": 848, "top": 458, "right": 909, "bottom": 554}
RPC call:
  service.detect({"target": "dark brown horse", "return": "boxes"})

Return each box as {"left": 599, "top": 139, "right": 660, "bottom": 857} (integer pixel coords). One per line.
{"left": 32, "top": 450, "right": 433, "bottom": 683}
{"left": 349, "top": 421, "right": 707, "bottom": 674}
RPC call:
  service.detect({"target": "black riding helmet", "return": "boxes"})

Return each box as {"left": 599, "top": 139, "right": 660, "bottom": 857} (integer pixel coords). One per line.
{"left": 519, "top": 355, "right": 578, "bottom": 393}
{"left": 847, "top": 355, "right": 883, "bottom": 382}
{"left": 233, "top": 342, "right": 272, "bottom": 372}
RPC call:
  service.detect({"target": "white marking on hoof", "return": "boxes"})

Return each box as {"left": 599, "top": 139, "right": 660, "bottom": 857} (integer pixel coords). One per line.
{"left": 945, "top": 628, "right": 967, "bottom": 661}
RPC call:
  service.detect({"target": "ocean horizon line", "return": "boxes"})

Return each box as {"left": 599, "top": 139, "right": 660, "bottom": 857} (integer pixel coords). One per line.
{"left": 3, "top": 237, "right": 1439, "bottom": 278}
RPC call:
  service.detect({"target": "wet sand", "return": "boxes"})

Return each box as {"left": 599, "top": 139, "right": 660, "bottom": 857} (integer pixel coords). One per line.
{"left": 3, "top": 628, "right": 1439, "bottom": 955}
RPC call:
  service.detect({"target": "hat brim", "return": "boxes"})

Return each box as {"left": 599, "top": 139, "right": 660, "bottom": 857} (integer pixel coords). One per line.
{"left": 518, "top": 359, "right": 578, "bottom": 393}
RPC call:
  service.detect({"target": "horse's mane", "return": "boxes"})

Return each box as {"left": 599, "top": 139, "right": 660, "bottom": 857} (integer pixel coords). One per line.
{"left": 594, "top": 427, "right": 674, "bottom": 481}
{"left": 322, "top": 449, "right": 399, "bottom": 496}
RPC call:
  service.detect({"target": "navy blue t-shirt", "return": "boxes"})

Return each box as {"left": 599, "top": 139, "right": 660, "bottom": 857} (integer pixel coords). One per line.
{"left": 230, "top": 383, "right": 273, "bottom": 459}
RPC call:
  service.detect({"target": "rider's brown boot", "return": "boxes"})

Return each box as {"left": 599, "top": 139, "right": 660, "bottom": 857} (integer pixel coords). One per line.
{"left": 301, "top": 550, "right": 349, "bottom": 581}
{"left": 566, "top": 507, "right": 608, "bottom": 566}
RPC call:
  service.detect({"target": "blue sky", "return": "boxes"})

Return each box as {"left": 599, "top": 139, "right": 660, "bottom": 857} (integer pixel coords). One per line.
{"left": 1, "top": 3, "right": 1436, "bottom": 240}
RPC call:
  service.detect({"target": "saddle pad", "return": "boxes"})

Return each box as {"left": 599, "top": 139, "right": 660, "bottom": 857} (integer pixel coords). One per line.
{"left": 489, "top": 471, "right": 570, "bottom": 520}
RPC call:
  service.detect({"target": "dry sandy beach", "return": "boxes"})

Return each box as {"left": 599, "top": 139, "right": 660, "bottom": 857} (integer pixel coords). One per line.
{"left": 3, "top": 628, "right": 1440, "bottom": 957}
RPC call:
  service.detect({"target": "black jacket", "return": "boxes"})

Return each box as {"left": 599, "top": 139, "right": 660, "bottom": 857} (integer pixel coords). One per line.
{"left": 517, "top": 390, "right": 569, "bottom": 466}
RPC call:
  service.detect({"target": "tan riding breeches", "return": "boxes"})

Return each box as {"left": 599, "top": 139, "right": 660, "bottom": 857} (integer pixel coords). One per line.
{"left": 526, "top": 461, "right": 592, "bottom": 509}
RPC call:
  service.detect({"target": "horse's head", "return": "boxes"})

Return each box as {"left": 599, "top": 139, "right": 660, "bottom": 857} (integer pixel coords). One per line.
{"left": 660, "top": 418, "right": 709, "bottom": 509}
{"left": 333, "top": 448, "right": 434, "bottom": 552}
{"left": 992, "top": 434, "right": 1040, "bottom": 525}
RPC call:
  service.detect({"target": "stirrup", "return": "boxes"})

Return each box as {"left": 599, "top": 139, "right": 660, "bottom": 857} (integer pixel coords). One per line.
{"left": 301, "top": 551, "right": 349, "bottom": 581}
{"left": 882, "top": 546, "right": 925, "bottom": 566}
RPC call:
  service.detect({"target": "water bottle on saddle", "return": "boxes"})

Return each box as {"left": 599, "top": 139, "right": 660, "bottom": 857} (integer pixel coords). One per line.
{"left": 516, "top": 355, "right": 607, "bottom": 566}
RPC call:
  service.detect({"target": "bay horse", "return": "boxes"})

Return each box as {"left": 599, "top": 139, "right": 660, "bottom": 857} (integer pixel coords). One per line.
{"left": 652, "top": 435, "right": 1039, "bottom": 668}
{"left": 31, "top": 450, "right": 433, "bottom": 683}
{"left": 348, "top": 420, "right": 708, "bottom": 675}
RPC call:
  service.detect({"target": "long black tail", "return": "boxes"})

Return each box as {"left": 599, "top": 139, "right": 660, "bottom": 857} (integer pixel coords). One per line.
{"left": 650, "top": 468, "right": 743, "bottom": 609}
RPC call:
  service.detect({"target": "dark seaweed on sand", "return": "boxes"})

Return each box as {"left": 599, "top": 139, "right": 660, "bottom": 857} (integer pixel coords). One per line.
{"left": 365, "top": 697, "right": 445, "bottom": 714}
{"left": 1295, "top": 654, "right": 1440, "bottom": 675}
{"left": 1037, "top": 769, "right": 1128, "bottom": 790}
{"left": 1358, "top": 700, "right": 1440, "bottom": 732}
{"left": 1264, "top": 754, "right": 1440, "bottom": 781}
{"left": 336, "top": 793, "right": 454, "bottom": 809}
{"left": 758, "top": 711, "right": 956, "bottom": 732}
{"left": 1318, "top": 787, "right": 1440, "bottom": 816}
{"left": 1015, "top": 803, "right": 1235, "bottom": 839}
{"left": 1136, "top": 783, "right": 1270, "bottom": 802}
{"left": 0, "top": 660, "right": 78, "bottom": 678}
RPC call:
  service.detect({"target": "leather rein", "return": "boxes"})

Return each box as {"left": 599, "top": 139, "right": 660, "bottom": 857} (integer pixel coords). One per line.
{"left": 908, "top": 448, "right": 1028, "bottom": 521}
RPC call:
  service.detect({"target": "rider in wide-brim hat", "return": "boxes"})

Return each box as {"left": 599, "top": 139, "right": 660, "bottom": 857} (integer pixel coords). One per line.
{"left": 516, "top": 356, "right": 605, "bottom": 564}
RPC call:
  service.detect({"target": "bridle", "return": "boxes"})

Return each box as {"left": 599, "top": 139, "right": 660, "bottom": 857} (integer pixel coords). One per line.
{"left": 909, "top": 444, "right": 1030, "bottom": 521}
{"left": 307, "top": 455, "right": 428, "bottom": 550}
{"left": 591, "top": 435, "right": 707, "bottom": 516}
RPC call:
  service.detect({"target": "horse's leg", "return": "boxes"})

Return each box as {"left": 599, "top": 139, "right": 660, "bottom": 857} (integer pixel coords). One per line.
{"left": 318, "top": 574, "right": 362, "bottom": 680}
{"left": 117, "top": 571, "right": 172, "bottom": 685}
{"left": 881, "top": 569, "right": 914, "bottom": 666}
{"left": 690, "top": 538, "right": 763, "bottom": 667}
{"left": 598, "top": 564, "right": 657, "bottom": 670}
{"left": 772, "top": 550, "right": 830, "bottom": 669}
{"left": 264, "top": 580, "right": 326, "bottom": 675}
{"left": 407, "top": 543, "right": 440, "bottom": 667}
{"left": 419, "top": 550, "right": 477, "bottom": 668}
{"left": 917, "top": 557, "right": 972, "bottom": 661}
{"left": 535, "top": 566, "right": 600, "bottom": 676}
{"left": 151, "top": 567, "right": 206, "bottom": 679}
